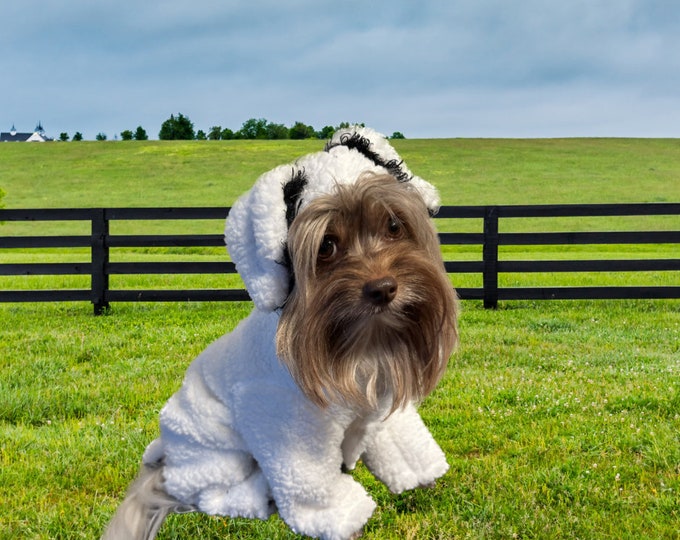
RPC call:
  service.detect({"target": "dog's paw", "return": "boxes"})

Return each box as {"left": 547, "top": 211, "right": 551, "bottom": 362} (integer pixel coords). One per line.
{"left": 279, "top": 475, "right": 375, "bottom": 540}
{"left": 196, "top": 469, "right": 274, "bottom": 520}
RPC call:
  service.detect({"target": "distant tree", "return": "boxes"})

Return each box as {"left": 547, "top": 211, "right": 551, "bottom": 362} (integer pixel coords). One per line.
{"left": 337, "top": 122, "right": 365, "bottom": 130}
{"left": 266, "top": 122, "right": 289, "bottom": 140}
{"left": 289, "top": 121, "right": 316, "bottom": 140}
{"left": 72, "top": 132, "right": 83, "bottom": 141}
{"left": 96, "top": 132, "right": 107, "bottom": 141}
{"left": 59, "top": 132, "right": 69, "bottom": 142}
{"left": 390, "top": 131, "right": 405, "bottom": 139}
{"left": 134, "top": 126, "right": 148, "bottom": 140}
{"left": 317, "top": 125, "right": 335, "bottom": 139}
{"left": 237, "top": 118, "right": 268, "bottom": 139}
{"left": 208, "top": 126, "right": 222, "bottom": 140}
{"left": 120, "top": 130, "right": 134, "bottom": 141}
{"left": 159, "top": 113, "right": 195, "bottom": 140}
{"left": 196, "top": 129, "right": 207, "bottom": 140}
{"left": 220, "top": 128, "right": 234, "bottom": 140}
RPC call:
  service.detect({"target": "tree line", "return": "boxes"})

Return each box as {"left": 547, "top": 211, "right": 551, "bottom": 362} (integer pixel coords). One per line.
{"left": 58, "top": 127, "right": 149, "bottom": 142}
{"left": 56, "top": 114, "right": 405, "bottom": 142}
{"left": 158, "top": 115, "right": 405, "bottom": 141}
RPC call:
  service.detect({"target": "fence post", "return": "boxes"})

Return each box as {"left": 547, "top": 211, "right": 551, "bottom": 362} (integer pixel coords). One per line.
{"left": 483, "top": 206, "right": 499, "bottom": 309}
{"left": 91, "top": 209, "right": 110, "bottom": 315}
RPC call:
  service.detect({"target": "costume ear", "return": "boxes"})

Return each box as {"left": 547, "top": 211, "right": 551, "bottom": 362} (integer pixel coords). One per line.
{"left": 225, "top": 164, "right": 292, "bottom": 312}
{"left": 326, "top": 126, "right": 440, "bottom": 215}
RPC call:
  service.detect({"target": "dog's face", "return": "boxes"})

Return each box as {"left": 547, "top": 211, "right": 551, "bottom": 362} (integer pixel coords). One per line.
{"left": 276, "top": 174, "right": 458, "bottom": 412}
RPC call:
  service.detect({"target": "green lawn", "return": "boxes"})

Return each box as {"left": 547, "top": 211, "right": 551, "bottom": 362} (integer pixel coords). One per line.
{"left": 2, "top": 300, "right": 678, "bottom": 539}
{"left": 1, "top": 139, "right": 679, "bottom": 539}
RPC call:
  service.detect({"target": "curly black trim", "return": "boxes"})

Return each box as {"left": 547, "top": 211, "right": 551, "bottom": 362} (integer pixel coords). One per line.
{"left": 325, "top": 132, "right": 412, "bottom": 183}
{"left": 283, "top": 168, "right": 308, "bottom": 228}
{"left": 278, "top": 168, "right": 308, "bottom": 304}
{"left": 278, "top": 242, "right": 295, "bottom": 302}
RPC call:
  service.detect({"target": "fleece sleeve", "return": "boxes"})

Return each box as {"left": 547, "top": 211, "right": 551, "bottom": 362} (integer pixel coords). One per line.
{"left": 361, "top": 403, "right": 449, "bottom": 494}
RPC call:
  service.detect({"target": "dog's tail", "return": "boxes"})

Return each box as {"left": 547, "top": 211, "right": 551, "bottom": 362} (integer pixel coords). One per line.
{"left": 101, "top": 462, "right": 192, "bottom": 540}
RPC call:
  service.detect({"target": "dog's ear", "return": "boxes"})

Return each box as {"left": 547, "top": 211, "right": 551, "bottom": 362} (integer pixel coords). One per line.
{"left": 225, "top": 126, "right": 442, "bottom": 312}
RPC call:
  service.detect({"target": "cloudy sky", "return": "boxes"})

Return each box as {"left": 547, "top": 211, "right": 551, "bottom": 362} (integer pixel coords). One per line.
{"left": 2, "top": 0, "right": 679, "bottom": 140}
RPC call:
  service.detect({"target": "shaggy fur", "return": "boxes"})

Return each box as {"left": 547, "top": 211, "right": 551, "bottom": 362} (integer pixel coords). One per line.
{"left": 278, "top": 175, "right": 457, "bottom": 411}
{"left": 102, "top": 142, "right": 457, "bottom": 540}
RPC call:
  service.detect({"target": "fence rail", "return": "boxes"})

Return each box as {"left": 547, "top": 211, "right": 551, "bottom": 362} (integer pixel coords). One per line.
{"left": 1, "top": 204, "right": 679, "bottom": 314}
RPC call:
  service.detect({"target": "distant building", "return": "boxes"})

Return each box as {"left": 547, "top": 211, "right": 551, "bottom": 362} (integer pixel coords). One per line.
{"left": 0, "top": 123, "right": 52, "bottom": 142}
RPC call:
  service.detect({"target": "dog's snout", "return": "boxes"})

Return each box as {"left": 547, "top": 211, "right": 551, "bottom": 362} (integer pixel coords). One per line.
{"left": 363, "top": 276, "right": 398, "bottom": 306}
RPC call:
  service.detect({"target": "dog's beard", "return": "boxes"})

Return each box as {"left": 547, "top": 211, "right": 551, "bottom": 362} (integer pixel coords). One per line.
{"left": 319, "top": 250, "right": 454, "bottom": 409}
{"left": 276, "top": 175, "right": 458, "bottom": 413}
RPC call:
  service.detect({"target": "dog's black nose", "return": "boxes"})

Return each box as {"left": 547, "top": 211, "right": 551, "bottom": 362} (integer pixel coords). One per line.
{"left": 363, "top": 276, "right": 398, "bottom": 306}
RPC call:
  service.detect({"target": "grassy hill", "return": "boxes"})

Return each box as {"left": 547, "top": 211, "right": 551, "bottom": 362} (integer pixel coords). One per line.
{"left": 2, "top": 137, "right": 678, "bottom": 289}
{"left": 1, "top": 138, "right": 679, "bottom": 209}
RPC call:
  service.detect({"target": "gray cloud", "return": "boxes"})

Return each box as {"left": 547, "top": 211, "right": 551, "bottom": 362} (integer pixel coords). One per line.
{"left": 1, "top": 0, "right": 679, "bottom": 139}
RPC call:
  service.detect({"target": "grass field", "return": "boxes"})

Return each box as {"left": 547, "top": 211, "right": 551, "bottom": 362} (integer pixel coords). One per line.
{"left": 2, "top": 138, "right": 679, "bottom": 208}
{"left": 1, "top": 139, "right": 679, "bottom": 539}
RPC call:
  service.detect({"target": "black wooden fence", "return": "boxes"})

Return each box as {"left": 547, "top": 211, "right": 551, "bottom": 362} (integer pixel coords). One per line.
{"left": 1, "top": 203, "right": 679, "bottom": 314}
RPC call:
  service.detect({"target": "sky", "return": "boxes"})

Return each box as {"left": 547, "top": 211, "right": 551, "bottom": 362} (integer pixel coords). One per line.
{"left": 2, "top": 0, "right": 679, "bottom": 140}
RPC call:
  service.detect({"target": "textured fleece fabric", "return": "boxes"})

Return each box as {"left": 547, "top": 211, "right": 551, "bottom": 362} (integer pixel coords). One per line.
{"left": 144, "top": 310, "right": 449, "bottom": 540}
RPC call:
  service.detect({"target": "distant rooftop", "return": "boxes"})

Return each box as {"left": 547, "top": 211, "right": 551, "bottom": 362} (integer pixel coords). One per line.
{"left": 0, "top": 123, "right": 52, "bottom": 142}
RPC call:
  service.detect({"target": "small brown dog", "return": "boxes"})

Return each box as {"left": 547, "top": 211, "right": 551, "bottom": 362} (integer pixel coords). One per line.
{"left": 102, "top": 128, "right": 457, "bottom": 540}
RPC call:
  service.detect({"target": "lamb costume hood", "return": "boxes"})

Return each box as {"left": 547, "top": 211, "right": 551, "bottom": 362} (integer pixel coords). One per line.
{"left": 143, "top": 127, "right": 450, "bottom": 540}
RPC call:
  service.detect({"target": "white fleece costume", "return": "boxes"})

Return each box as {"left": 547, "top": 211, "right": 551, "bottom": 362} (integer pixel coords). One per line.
{"left": 143, "top": 127, "right": 449, "bottom": 540}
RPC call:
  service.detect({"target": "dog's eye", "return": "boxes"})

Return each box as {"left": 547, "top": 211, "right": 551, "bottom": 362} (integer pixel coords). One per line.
{"left": 386, "top": 216, "right": 404, "bottom": 239}
{"left": 318, "top": 235, "right": 338, "bottom": 260}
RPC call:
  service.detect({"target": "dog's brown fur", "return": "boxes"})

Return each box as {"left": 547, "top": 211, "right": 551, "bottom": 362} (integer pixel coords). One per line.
{"left": 277, "top": 174, "right": 458, "bottom": 412}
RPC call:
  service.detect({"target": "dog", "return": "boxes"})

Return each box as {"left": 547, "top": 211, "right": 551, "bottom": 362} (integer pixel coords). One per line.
{"left": 101, "top": 127, "right": 458, "bottom": 540}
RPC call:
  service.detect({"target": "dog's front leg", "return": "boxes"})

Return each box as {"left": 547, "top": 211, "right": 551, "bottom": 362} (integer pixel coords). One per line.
{"left": 362, "top": 402, "right": 449, "bottom": 494}
{"left": 233, "top": 384, "right": 376, "bottom": 540}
